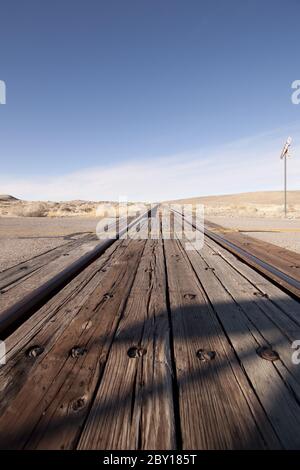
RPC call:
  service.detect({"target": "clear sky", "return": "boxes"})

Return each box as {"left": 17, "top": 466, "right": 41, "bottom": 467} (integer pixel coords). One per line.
{"left": 0, "top": 0, "right": 300, "bottom": 201}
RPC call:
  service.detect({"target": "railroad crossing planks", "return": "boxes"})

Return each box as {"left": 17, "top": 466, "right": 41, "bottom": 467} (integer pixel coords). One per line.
{"left": 0, "top": 238, "right": 145, "bottom": 449}
{"left": 163, "top": 237, "right": 278, "bottom": 449}
{"left": 78, "top": 238, "right": 175, "bottom": 450}
{"left": 0, "top": 210, "right": 300, "bottom": 449}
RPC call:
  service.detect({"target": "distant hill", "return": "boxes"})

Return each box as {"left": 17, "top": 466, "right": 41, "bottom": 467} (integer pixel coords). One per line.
{"left": 0, "top": 194, "right": 19, "bottom": 202}
{"left": 171, "top": 191, "right": 300, "bottom": 206}
{"left": 168, "top": 191, "right": 300, "bottom": 219}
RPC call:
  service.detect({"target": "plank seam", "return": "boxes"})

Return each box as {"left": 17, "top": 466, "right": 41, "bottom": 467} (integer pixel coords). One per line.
{"left": 161, "top": 235, "right": 183, "bottom": 450}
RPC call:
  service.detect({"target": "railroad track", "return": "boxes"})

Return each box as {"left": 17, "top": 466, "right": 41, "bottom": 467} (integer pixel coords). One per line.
{"left": 204, "top": 226, "right": 300, "bottom": 297}
{"left": 171, "top": 207, "right": 300, "bottom": 299}
{"left": 0, "top": 205, "right": 300, "bottom": 450}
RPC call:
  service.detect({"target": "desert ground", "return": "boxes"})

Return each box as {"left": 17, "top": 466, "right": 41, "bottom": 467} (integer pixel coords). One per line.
{"left": 0, "top": 191, "right": 300, "bottom": 270}
{"left": 0, "top": 217, "right": 98, "bottom": 271}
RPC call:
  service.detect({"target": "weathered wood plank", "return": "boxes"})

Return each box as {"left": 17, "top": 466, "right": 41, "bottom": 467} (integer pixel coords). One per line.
{"left": 78, "top": 236, "right": 176, "bottom": 450}
{"left": 0, "top": 238, "right": 145, "bottom": 449}
{"left": 0, "top": 240, "right": 123, "bottom": 413}
{"left": 198, "top": 240, "right": 300, "bottom": 375}
{"left": 204, "top": 235, "right": 300, "bottom": 328}
{"left": 1, "top": 240, "right": 120, "bottom": 363}
{"left": 170, "top": 222, "right": 300, "bottom": 448}
{"left": 163, "top": 235, "right": 271, "bottom": 449}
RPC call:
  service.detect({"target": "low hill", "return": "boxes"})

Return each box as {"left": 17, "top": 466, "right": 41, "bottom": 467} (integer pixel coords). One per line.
{"left": 0, "top": 194, "right": 19, "bottom": 202}
{"left": 169, "top": 191, "right": 300, "bottom": 219}
{"left": 172, "top": 191, "right": 300, "bottom": 205}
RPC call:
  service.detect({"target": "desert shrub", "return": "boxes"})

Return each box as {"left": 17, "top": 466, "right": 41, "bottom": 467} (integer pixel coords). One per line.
{"left": 11, "top": 202, "right": 48, "bottom": 217}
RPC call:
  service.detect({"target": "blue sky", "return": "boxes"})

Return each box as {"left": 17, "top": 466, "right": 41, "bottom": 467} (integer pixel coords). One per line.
{"left": 0, "top": 0, "right": 300, "bottom": 201}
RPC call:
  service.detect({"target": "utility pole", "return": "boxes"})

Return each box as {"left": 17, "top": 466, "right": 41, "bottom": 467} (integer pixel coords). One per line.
{"left": 280, "top": 136, "right": 292, "bottom": 217}
{"left": 284, "top": 153, "right": 287, "bottom": 217}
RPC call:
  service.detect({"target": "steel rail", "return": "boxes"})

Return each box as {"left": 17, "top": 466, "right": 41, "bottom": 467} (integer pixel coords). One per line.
{"left": 171, "top": 208, "right": 300, "bottom": 299}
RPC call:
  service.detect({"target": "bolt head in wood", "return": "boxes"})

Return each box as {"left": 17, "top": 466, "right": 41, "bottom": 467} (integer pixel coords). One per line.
{"left": 196, "top": 349, "right": 216, "bottom": 362}
{"left": 257, "top": 346, "right": 279, "bottom": 362}
{"left": 127, "top": 347, "right": 147, "bottom": 358}
{"left": 71, "top": 397, "right": 86, "bottom": 411}
{"left": 184, "top": 293, "right": 196, "bottom": 300}
{"left": 103, "top": 293, "right": 113, "bottom": 300}
{"left": 26, "top": 345, "right": 44, "bottom": 358}
{"left": 253, "top": 291, "right": 269, "bottom": 298}
{"left": 70, "top": 346, "right": 87, "bottom": 358}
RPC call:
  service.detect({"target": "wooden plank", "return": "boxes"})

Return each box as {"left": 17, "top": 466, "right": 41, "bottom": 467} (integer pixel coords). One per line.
{"left": 162, "top": 235, "right": 273, "bottom": 449}
{"left": 2, "top": 240, "right": 120, "bottom": 359}
{"left": 171, "top": 231, "right": 300, "bottom": 448}
{"left": 78, "top": 236, "right": 176, "bottom": 449}
{"left": 0, "top": 238, "right": 102, "bottom": 315}
{"left": 0, "top": 238, "right": 145, "bottom": 449}
{"left": 194, "top": 237, "right": 300, "bottom": 409}
{"left": 0, "top": 240, "right": 124, "bottom": 422}
{"left": 203, "top": 235, "right": 300, "bottom": 328}
{"left": 199, "top": 239, "right": 300, "bottom": 361}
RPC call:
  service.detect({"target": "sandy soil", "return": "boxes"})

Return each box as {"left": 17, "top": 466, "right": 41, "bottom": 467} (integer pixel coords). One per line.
{"left": 206, "top": 216, "right": 300, "bottom": 254}
{"left": 0, "top": 217, "right": 98, "bottom": 271}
